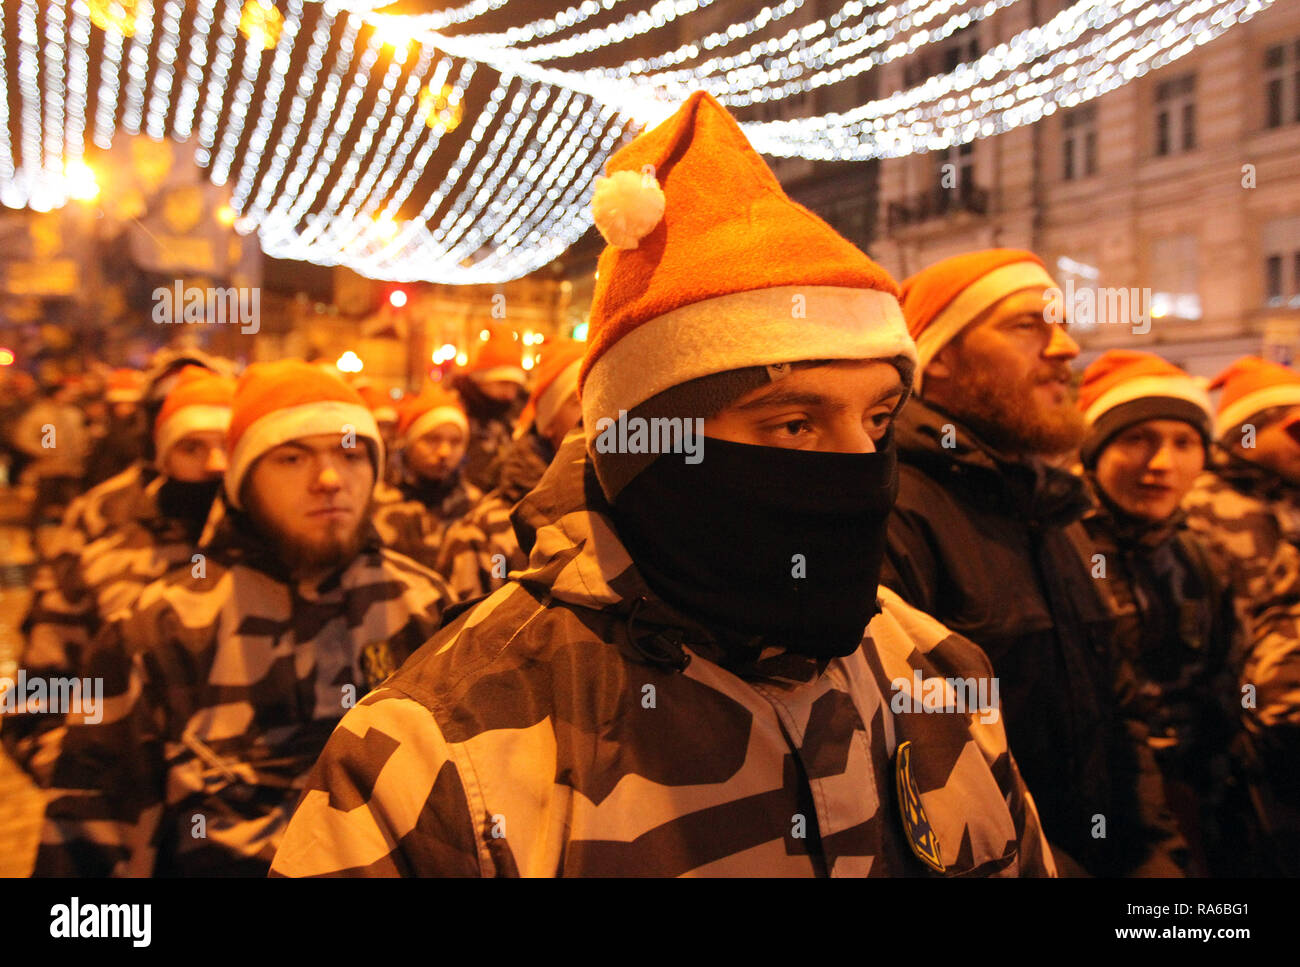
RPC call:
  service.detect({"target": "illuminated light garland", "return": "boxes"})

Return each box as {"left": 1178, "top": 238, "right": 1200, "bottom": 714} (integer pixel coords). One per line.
{"left": 0, "top": 2, "right": 16, "bottom": 207}
{"left": 172, "top": 0, "right": 218, "bottom": 140}
{"left": 195, "top": 0, "right": 243, "bottom": 165}
{"left": 63, "top": 0, "right": 92, "bottom": 164}
{"left": 144, "top": 0, "right": 183, "bottom": 140}
{"left": 119, "top": 0, "right": 154, "bottom": 134}
{"left": 312, "top": 47, "right": 444, "bottom": 253}
{"left": 42, "top": 1, "right": 67, "bottom": 181}
{"left": 0, "top": 0, "right": 1279, "bottom": 284}
{"left": 17, "top": 0, "right": 46, "bottom": 208}
{"left": 248, "top": 11, "right": 360, "bottom": 223}
{"left": 220, "top": 0, "right": 305, "bottom": 191}
{"left": 208, "top": 4, "right": 284, "bottom": 185}
{"left": 260, "top": 21, "right": 387, "bottom": 243}
{"left": 291, "top": 29, "right": 419, "bottom": 248}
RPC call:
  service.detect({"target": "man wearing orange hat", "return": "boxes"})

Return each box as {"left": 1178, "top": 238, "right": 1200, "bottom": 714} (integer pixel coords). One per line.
{"left": 1182, "top": 356, "right": 1300, "bottom": 874}
{"left": 273, "top": 93, "right": 1053, "bottom": 878}
{"left": 371, "top": 386, "right": 481, "bottom": 570}
{"left": 883, "top": 249, "right": 1119, "bottom": 875}
{"left": 436, "top": 340, "right": 585, "bottom": 601}
{"left": 1075, "top": 350, "right": 1248, "bottom": 876}
{"left": 454, "top": 327, "right": 527, "bottom": 490}
{"left": 34, "top": 361, "right": 450, "bottom": 876}
{"left": 9, "top": 367, "right": 236, "bottom": 782}
{"left": 84, "top": 368, "right": 149, "bottom": 488}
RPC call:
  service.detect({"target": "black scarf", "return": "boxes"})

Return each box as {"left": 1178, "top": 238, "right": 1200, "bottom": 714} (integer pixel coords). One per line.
{"left": 611, "top": 435, "right": 899, "bottom": 660}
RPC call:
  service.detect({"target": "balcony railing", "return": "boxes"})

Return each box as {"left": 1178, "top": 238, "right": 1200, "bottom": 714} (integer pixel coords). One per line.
{"left": 887, "top": 184, "right": 990, "bottom": 230}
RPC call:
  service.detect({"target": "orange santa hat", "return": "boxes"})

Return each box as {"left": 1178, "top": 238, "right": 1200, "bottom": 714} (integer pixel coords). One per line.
{"left": 579, "top": 91, "right": 916, "bottom": 461}
{"left": 900, "top": 248, "right": 1059, "bottom": 389}
{"left": 224, "top": 360, "right": 382, "bottom": 509}
{"left": 105, "top": 368, "right": 146, "bottom": 404}
{"left": 154, "top": 366, "right": 236, "bottom": 464}
{"left": 1076, "top": 350, "right": 1212, "bottom": 467}
{"left": 397, "top": 385, "right": 469, "bottom": 444}
{"left": 517, "top": 340, "right": 585, "bottom": 438}
{"left": 1210, "top": 356, "right": 1300, "bottom": 439}
{"left": 469, "top": 328, "right": 527, "bottom": 386}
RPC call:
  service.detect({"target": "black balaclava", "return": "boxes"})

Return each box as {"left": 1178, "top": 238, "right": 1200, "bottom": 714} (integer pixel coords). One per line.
{"left": 604, "top": 358, "right": 912, "bottom": 660}
{"left": 155, "top": 476, "right": 222, "bottom": 530}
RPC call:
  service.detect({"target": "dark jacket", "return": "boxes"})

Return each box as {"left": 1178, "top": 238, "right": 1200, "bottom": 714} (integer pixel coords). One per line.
{"left": 1081, "top": 485, "right": 1241, "bottom": 875}
{"left": 881, "top": 397, "right": 1120, "bottom": 874}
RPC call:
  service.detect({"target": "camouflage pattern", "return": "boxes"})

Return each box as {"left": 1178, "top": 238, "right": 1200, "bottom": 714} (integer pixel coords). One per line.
{"left": 4, "top": 475, "right": 213, "bottom": 776}
{"left": 31, "top": 499, "right": 451, "bottom": 877}
{"left": 1080, "top": 487, "right": 1240, "bottom": 875}
{"left": 370, "top": 474, "right": 481, "bottom": 571}
{"left": 271, "top": 437, "right": 1055, "bottom": 877}
{"left": 434, "top": 431, "right": 552, "bottom": 602}
{"left": 1182, "top": 451, "right": 1300, "bottom": 870}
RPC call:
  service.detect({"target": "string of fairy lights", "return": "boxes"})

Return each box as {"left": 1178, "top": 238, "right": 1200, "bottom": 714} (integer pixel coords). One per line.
{"left": 0, "top": 0, "right": 1278, "bottom": 282}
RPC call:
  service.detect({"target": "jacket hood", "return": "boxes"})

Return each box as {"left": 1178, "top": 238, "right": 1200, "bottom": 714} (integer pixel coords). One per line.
{"left": 1211, "top": 445, "right": 1300, "bottom": 504}
{"left": 896, "top": 396, "right": 1093, "bottom": 528}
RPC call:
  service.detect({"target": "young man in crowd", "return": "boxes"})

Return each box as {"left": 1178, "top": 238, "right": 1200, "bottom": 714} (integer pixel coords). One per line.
{"left": 1075, "top": 350, "right": 1245, "bottom": 875}
{"left": 84, "top": 368, "right": 149, "bottom": 488}
{"left": 1182, "top": 356, "right": 1300, "bottom": 874}
{"left": 6, "top": 368, "right": 236, "bottom": 778}
{"left": 271, "top": 92, "right": 1054, "bottom": 878}
{"left": 33, "top": 361, "right": 450, "bottom": 876}
{"left": 436, "top": 340, "right": 585, "bottom": 601}
{"left": 371, "top": 386, "right": 480, "bottom": 570}
{"left": 881, "top": 249, "right": 1119, "bottom": 876}
{"left": 454, "top": 328, "right": 527, "bottom": 490}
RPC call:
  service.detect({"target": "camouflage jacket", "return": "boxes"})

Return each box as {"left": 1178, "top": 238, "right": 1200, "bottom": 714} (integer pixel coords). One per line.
{"left": 1182, "top": 455, "right": 1300, "bottom": 814}
{"left": 370, "top": 472, "right": 481, "bottom": 572}
{"left": 6, "top": 475, "right": 211, "bottom": 777}
{"left": 271, "top": 437, "right": 1055, "bottom": 878}
{"left": 434, "top": 430, "right": 553, "bottom": 602}
{"left": 33, "top": 500, "right": 451, "bottom": 877}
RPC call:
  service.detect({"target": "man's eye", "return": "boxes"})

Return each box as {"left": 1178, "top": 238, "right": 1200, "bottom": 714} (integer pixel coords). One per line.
{"left": 868, "top": 411, "right": 894, "bottom": 434}
{"left": 780, "top": 420, "right": 812, "bottom": 436}
{"left": 343, "top": 448, "right": 367, "bottom": 461}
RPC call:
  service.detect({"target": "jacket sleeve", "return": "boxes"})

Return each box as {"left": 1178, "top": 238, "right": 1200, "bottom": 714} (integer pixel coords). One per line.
{"left": 32, "top": 616, "right": 167, "bottom": 877}
{"left": 271, "top": 686, "right": 485, "bottom": 877}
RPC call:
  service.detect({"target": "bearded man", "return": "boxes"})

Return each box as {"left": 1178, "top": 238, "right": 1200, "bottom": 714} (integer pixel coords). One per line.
{"left": 881, "top": 249, "right": 1121, "bottom": 876}
{"left": 33, "top": 361, "right": 450, "bottom": 876}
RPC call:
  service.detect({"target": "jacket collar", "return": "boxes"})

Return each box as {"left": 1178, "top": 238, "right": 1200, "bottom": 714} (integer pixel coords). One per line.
{"left": 895, "top": 396, "right": 1094, "bottom": 528}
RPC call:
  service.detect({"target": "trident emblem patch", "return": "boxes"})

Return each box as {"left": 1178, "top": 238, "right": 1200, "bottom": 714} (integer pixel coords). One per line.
{"left": 895, "top": 740, "right": 945, "bottom": 873}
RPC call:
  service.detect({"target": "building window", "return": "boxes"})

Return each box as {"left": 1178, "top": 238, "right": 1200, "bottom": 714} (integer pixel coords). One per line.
{"left": 1264, "top": 40, "right": 1300, "bottom": 128}
{"left": 1154, "top": 74, "right": 1196, "bottom": 156}
{"left": 1262, "top": 216, "right": 1300, "bottom": 308}
{"left": 1062, "top": 104, "right": 1098, "bottom": 180}
{"left": 1149, "top": 234, "right": 1201, "bottom": 320}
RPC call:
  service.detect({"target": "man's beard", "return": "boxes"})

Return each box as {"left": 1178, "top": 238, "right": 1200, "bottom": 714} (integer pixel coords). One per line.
{"left": 246, "top": 495, "right": 371, "bottom": 576}
{"left": 942, "top": 361, "right": 1086, "bottom": 457}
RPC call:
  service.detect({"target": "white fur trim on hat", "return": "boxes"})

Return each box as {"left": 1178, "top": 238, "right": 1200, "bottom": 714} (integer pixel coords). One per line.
{"left": 581, "top": 285, "right": 916, "bottom": 439}
{"left": 155, "top": 405, "right": 232, "bottom": 466}
{"left": 1084, "top": 375, "right": 1213, "bottom": 427}
{"left": 914, "top": 261, "right": 1058, "bottom": 390}
{"left": 225, "top": 400, "right": 382, "bottom": 510}
{"left": 535, "top": 358, "right": 583, "bottom": 434}
{"left": 1216, "top": 384, "right": 1300, "bottom": 438}
{"left": 372, "top": 406, "right": 398, "bottom": 424}
{"left": 473, "top": 365, "right": 527, "bottom": 386}
{"left": 403, "top": 406, "right": 469, "bottom": 445}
